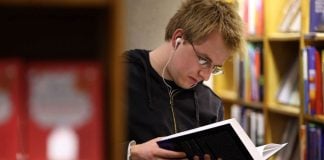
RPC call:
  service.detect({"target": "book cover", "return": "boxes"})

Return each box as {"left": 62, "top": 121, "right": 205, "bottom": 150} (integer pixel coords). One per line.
{"left": 26, "top": 61, "right": 103, "bottom": 160}
{"left": 302, "top": 48, "right": 310, "bottom": 114}
{"left": 307, "top": 46, "right": 317, "bottom": 115}
{"left": 307, "top": 123, "right": 317, "bottom": 160}
{"left": 255, "top": 0, "right": 264, "bottom": 36}
{"left": 0, "top": 59, "right": 26, "bottom": 160}
{"left": 157, "top": 118, "right": 287, "bottom": 160}
{"left": 315, "top": 49, "right": 323, "bottom": 114}
{"left": 248, "top": 0, "right": 256, "bottom": 35}
{"left": 310, "top": 0, "right": 324, "bottom": 32}
{"left": 322, "top": 49, "right": 324, "bottom": 115}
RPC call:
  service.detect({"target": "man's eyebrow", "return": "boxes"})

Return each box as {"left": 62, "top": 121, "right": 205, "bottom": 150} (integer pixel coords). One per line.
{"left": 198, "top": 52, "right": 214, "bottom": 64}
{"left": 196, "top": 51, "right": 211, "bottom": 61}
{"left": 199, "top": 52, "right": 223, "bottom": 67}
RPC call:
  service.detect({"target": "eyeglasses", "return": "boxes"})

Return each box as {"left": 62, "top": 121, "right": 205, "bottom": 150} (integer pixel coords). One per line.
{"left": 190, "top": 43, "right": 224, "bottom": 75}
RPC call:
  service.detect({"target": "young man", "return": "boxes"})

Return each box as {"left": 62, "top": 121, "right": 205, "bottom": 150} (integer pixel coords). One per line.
{"left": 124, "top": 0, "right": 244, "bottom": 159}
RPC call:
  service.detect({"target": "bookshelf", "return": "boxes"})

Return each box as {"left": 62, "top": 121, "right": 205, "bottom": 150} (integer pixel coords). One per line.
{"left": 0, "top": 0, "right": 124, "bottom": 159}
{"left": 214, "top": 0, "right": 324, "bottom": 159}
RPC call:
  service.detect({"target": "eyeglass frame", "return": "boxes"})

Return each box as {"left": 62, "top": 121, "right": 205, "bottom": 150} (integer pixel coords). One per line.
{"left": 189, "top": 42, "right": 224, "bottom": 75}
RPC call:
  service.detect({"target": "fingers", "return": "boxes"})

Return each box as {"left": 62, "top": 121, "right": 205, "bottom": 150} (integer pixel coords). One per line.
{"left": 130, "top": 137, "right": 186, "bottom": 160}
{"left": 193, "top": 154, "right": 211, "bottom": 160}
{"left": 204, "top": 154, "right": 211, "bottom": 160}
{"left": 155, "top": 148, "right": 186, "bottom": 159}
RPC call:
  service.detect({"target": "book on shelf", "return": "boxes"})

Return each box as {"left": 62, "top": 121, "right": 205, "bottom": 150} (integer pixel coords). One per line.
{"left": 157, "top": 118, "right": 287, "bottom": 160}
{"left": 0, "top": 59, "right": 26, "bottom": 160}
{"left": 288, "top": 11, "right": 301, "bottom": 32}
{"left": 315, "top": 48, "right": 323, "bottom": 114}
{"left": 303, "top": 47, "right": 324, "bottom": 115}
{"left": 276, "top": 59, "right": 299, "bottom": 106}
{"left": 306, "top": 123, "right": 324, "bottom": 160}
{"left": 276, "top": 119, "right": 299, "bottom": 160}
{"left": 322, "top": 50, "right": 324, "bottom": 115}
{"left": 230, "top": 105, "right": 264, "bottom": 146}
{"left": 305, "top": 46, "right": 324, "bottom": 115}
{"left": 302, "top": 48, "right": 310, "bottom": 114}
{"left": 310, "top": 0, "right": 324, "bottom": 32}
{"left": 238, "top": 0, "right": 264, "bottom": 36}
{"left": 239, "top": 42, "right": 263, "bottom": 102}
{"left": 278, "top": 0, "right": 301, "bottom": 32}
{"left": 26, "top": 61, "right": 103, "bottom": 160}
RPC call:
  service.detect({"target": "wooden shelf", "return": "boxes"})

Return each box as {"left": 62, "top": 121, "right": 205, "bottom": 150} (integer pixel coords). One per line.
{"left": 222, "top": 98, "right": 264, "bottom": 110}
{"left": 246, "top": 35, "right": 264, "bottom": 42}
{"left": 267, "top": 105, "right": 300, "bottom": 117}
{"left": 304, "top": 32, "right": 324, "bottom": 41}
{"left": 267, "top": 32, "right": 300, "bottom": 41}
{"left": 304, "top": 115, "right": 324, "bottom": 124}
{"left": 216, "top": 90, "right": 237, "bottom": 100}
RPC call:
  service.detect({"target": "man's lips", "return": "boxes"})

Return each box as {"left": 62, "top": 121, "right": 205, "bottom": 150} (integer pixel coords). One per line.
{"left": 189, "top": 76, "right": 198, "bottom": 85}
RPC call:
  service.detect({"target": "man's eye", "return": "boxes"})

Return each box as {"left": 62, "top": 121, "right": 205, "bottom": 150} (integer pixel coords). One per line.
{"left": 198, "top": 57, "right": 208, "bottom": 65}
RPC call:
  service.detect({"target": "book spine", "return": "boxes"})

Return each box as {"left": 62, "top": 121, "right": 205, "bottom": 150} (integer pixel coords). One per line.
{"left": 303, "top": 48, "right": 310, "bottom": 114}
{"left": 315, "top": 49, "right": 323, "bottom": 114}
{"left": 307, "top": 47, "right": 316, "bottom": 115}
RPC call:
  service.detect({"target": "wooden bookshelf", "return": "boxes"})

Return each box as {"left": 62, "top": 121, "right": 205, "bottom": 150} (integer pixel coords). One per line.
{"left": 0, "top": 0, "right": 125, "bottom": 159}
{"left": 267, "top": 105, "right": 300, "bottom": 117}
{"left": 214, "top": 0, "right": 324, "bottom": 159}
{"left": 267, "top": 32, "right": 300, "bottom": 41}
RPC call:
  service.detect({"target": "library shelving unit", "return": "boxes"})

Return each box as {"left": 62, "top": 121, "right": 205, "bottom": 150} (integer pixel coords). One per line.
{"left": 214, "top": 0, "right": 324, "bottom": 159}
{"left": 0, "top": 0, "right": 125, "bottom": 159}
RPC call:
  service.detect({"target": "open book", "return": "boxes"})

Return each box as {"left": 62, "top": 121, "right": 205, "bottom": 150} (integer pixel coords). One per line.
{"left": 157, "top": 118, "right": 287, "bottom": 160}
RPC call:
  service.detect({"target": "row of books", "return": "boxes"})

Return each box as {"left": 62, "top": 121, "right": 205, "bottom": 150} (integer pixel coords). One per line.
{"left": 0, "top": 59, "right": 103, "bottom": 160}
{"left": 237, "top": 42, "right": 264, "bottom": 102}
{"left": 302, "top": 47, "right": 324, "bottom": 115}
{"left": 230, "top": 104, "right": 264, "bottom": 146}
{"left": 300, "top": 123, "right": 324, "bottom": 160}
{"left": 230, "top": 105, "right": 300, "bottom": 160}
{"left": 279, "top": 0, "right": 324, "bottom": 33}
{"left": 237, "top": 0, "right": 324, "bottom": 34}
{"left": 237, "top": 0, "right": 264, "bottom": 36}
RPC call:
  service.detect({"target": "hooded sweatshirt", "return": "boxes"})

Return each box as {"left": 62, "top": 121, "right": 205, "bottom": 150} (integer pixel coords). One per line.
{"left": 124, "top": 49, "right": 224, "bottom": 144}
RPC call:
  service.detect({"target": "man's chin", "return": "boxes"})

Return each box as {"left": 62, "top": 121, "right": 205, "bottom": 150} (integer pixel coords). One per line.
{"left": 181, "top": 83, "right": 197, "bottom": 89}
{"left": 189, "top": 83, "right": 198, "bottom": 88}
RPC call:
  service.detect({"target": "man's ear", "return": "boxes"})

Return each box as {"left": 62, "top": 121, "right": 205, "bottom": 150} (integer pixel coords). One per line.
{"left": 171, "top": 28, "right": 184, "bottom": 49}
{"left": 175, "top": 37, "right": 183, "bottom": 49}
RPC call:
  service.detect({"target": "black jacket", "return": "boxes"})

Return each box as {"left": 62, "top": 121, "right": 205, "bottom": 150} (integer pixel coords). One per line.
{"left": 124, "top": 49, "right": 224, "bottom": 144}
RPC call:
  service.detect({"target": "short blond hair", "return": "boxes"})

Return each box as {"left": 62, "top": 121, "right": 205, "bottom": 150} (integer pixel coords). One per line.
{"left": 165, "top": 0, "right": 244, "bottom": 54}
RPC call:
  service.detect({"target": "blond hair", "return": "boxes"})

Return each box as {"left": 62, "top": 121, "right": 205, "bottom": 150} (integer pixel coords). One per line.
{"left": 165, "top": 0, "right": 245, "bottom": 54}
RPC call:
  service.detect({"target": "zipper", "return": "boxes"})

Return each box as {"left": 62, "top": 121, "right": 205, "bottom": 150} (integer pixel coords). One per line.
{"left": 169, "top": 89, "right": 180, "bottom": 133}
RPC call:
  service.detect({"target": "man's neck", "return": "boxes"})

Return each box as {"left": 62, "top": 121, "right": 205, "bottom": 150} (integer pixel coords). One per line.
{"left": 149, "top": 42, "right": 173, "bottom": 80}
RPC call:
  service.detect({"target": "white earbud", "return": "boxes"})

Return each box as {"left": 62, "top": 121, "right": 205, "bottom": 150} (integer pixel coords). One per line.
{"left": 175, "top": 38, "right": 182, "bottom": 49}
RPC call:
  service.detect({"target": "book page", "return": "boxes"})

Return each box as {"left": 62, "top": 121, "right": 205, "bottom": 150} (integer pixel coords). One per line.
{"left": 256, "top": 143, "right": 288, "bottom": 160}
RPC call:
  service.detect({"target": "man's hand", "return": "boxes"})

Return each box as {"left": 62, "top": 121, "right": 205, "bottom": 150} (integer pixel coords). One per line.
{"left": 130, "top": 137, "right": 186, "bottom": 160}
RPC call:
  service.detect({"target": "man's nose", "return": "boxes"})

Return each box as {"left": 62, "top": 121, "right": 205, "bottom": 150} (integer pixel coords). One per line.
{"left": 199, "top": 68, "right": 212, "bottom": 81}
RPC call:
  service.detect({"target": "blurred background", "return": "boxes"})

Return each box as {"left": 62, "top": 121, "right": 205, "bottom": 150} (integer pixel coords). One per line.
{"left": 0, "top": 0, "right": 180, "bottom": 159}
{"left": 2, "top": 0, "right": 324, "bottom": 159}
